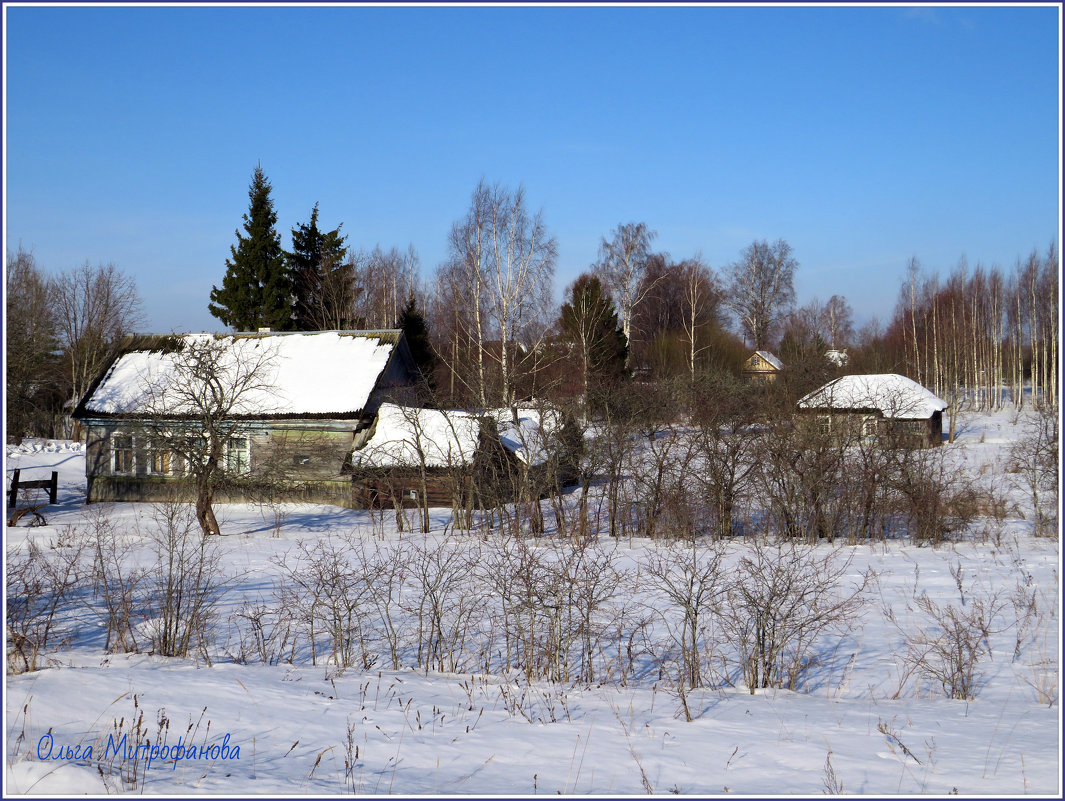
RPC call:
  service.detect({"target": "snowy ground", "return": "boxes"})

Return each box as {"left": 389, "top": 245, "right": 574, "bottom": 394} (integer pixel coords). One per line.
{"left": 3, "top": 407, "right": 1061, "bottom": 797}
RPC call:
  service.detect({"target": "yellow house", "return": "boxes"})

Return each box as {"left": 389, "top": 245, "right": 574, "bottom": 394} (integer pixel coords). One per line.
{"left": 742, "top": 350, "right": 784, "bottom": 383}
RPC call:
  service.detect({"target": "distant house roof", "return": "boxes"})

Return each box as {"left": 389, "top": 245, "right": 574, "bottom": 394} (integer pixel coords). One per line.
{"left": 748, "top": 351, "right": 784, "bottom": 371}
{"left": 74, "top": 330, "right": 411, "bottom": 420}
{"left": 825, "top": 349, "right": 849, "bottom": 367}
{"left": 490, "top": 407, "right": 562, "bottom": 467}
{"left": 352, "top": 403, "right": 560, "bottom": 468}
{"left": 797, "top": 374, "right": 948, "bottom": 419}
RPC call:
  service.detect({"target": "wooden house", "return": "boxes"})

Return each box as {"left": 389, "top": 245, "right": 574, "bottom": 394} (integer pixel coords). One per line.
{"left": 742, "top": 351, "right": 784, "bottom": 383}
{"left": 796, "top": 373, "right": 948, "bottom": 448}
{"left": 72, "top": 330, "right": 423, "bottom": 507}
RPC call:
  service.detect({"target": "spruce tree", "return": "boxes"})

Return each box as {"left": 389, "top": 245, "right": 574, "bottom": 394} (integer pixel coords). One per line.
{"left": 397, "top": 292, "right": 438, "bottom": 394}
{"left": 286, "top": 203, "right": 348, "bottom": 330}
{"left": 560, "top": 274, "right": 628, "bottom": 380}
{"left": 559, "top": 274, "right": 628, "bottom": 409}
{"left": 209, "top": 165, "right": 292, "bottom": 331}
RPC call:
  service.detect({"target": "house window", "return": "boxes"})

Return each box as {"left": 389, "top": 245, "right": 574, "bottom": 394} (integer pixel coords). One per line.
{"left": 861, "top": 416, "right": 878, "bottom": 438}
{"left": 818, "top": 416, "right": 832, "bottom": 436}
{"left": 112, "top": 434, "right": 135, "bottom": 474}
{"left": 148, "top": 448, "right": 173, "bottom": 475}
{"left": 227, "top": 437, "right": 250, "bottom": 473}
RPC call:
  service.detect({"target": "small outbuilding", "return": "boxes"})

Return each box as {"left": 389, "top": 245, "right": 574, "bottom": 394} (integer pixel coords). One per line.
{"left": 742, "top": 351, "right": 784, "bottom": 383}
{"left": 348, "top": 403, "right": 578, "bottom": 510}
{"left": 796, "top": 373, "right": 949, "bottom": 448}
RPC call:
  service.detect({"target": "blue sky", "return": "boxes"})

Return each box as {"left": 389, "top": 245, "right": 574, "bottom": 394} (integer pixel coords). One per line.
{"left": 3, "top": 4, "right": 1060, "bottom": 334}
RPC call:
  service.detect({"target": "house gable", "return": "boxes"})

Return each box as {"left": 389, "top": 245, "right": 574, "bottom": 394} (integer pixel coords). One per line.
{"left": 742, "top": 350, "right": 784, "bottom": 382}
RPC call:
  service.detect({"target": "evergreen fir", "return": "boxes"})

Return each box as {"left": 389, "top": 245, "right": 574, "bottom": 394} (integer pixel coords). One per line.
{"left": 209, "top": 165, "right": 292, "bottom": 331}
{"left": 286, "top": 203, "right": 349, "bottom": 330}
{"left": 397, "top": 292, "right": 438, "bottom": 394}
{"left": 559, "top": 274, "right": 629, "bottom": 385}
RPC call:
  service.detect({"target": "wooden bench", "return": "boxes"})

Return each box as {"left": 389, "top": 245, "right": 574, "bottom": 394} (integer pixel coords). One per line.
{"left": 7, "top": 469, "right": 58, "bottom": 526}
{"left": 7, "top": 469, "right": 58, "bottom": 508}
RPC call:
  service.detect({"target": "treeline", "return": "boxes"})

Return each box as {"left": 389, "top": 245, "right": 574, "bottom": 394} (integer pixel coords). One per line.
{"left": 5, "top": 165, "right": 1058, "bottom": 440}
{"left": 884, "top": 250, "right": 1059, "bottom": 411}
{"left": 205, "top": 173, "right": 752, "bottom": 410}
{"left": 206, "top": 167, "right": 1058, "bottom": 416}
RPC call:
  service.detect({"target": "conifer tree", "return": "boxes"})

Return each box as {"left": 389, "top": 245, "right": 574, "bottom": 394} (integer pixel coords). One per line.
{"left": 559, "top": 273, "right": 628, "bottom": 405}
{"left": 209, "top": 165, "right": 292, "bottom": 331}
{"left": 397, "top": 292, "right": 438, "bottom": 394}
{"left": 286, "top": 203, "right": 349, "bottom": 330}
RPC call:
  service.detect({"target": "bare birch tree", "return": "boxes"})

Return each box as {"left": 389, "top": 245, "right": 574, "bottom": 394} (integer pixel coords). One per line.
{"left": 441, "top": 182, "right": 493, "bottom": 406}
{"left": 679, "top": 257, "right": 719, "bottom": 384}
{"left": 593, "top": 222, "right": 657, "bottom": 368}
{"left": 483, "top": 184, "right": 557, "bottom": 406}
{"left": 724, "top": 239, "right": 798, "bottom": 350}
{"left": 440, "top": 180, "right": 556, "bottom": 407}
{"left": 49, "top": 261, "right": 143, "bottom": 411}
{"left": 821, "top": 294, "right": 854, "bottom": 350}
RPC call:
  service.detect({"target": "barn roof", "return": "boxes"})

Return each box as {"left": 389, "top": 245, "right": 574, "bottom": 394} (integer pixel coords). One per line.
{"left": 797, "top": 374, "right": 949, "bottom": 419}
{"left": 353, "top": 404, "right": 483, "bottom": 468}
{"left": 74, "top": 330, "right": 408, "bottom": 420}
{"left": 351, "top": 403, "right": 558, "bottom": 468}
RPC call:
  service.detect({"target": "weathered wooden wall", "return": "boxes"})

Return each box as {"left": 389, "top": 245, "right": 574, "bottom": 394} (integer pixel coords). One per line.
{"left": 83, "top": 422, "right": 360, "bottom": 506}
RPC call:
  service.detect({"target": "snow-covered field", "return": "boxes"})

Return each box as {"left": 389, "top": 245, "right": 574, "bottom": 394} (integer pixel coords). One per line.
{"left": 4, "top": 408, "right": 1060, "bottom": 796}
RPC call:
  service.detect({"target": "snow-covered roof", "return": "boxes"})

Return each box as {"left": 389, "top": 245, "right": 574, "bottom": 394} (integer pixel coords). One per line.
{"left": 491, "top": 407, "right": 562, "bottom": 467}
{"left": 352, "top": 404, "right": 561, "bottom": 468}
{"left": 752, "top": 351, "right": 784, "bottom": 371}
{"left": 353, "top": 404, "right": 484, "bottom": 468}
{"left": 797, "top": 374, "right": 949, "bottom": 419}
{"left": 78, "top": 331, "right": 399, "bottom": 418}
{"left": 825, "top": 349, "right": 849, "bottom": 367}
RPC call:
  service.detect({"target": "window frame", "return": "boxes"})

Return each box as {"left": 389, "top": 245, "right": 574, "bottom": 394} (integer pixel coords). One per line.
{"left": 147, "top": 447, "right": 174, "bottom": 476}
{"left": 111, "top": 433, "right": 135, "bottom": 475}
{"left": 226, "top": 435, "right": 250, "bottom": 474}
